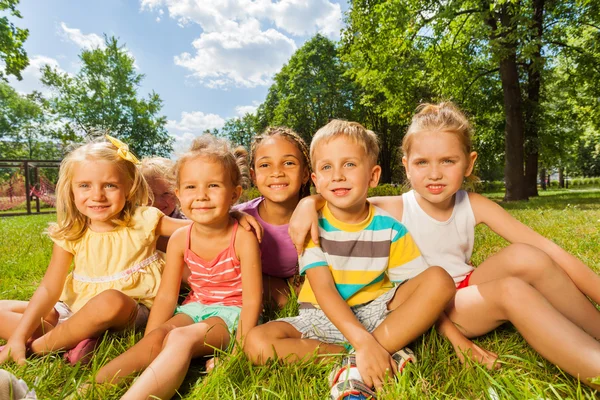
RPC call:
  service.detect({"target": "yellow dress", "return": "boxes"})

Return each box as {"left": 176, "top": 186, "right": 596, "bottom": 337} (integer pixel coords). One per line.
{"left": 52, "top": 206, "right": 165, "bottom": 312}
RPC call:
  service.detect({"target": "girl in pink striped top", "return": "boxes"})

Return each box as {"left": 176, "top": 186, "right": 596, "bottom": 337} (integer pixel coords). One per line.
{"left": 96, "top": 135, "right": 262, "bottom": 400}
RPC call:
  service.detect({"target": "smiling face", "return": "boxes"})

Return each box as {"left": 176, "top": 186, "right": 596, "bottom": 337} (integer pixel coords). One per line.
{"left": 148, "top": 177, "right": 177, "bottom": 217}
{"left": 251, "top": 135, "right": 309, "bottom": 208}
{"left": 176, "top": 156, "right": 242, "bottom": 226}
{"left": 403, "top": 130, "right": 477, "bottom": 212}
{"left": 71, "top": 159, "right": 129, "bottom": 232}
{"left": 311, "top": 136, "right": 381, "bottom": 223}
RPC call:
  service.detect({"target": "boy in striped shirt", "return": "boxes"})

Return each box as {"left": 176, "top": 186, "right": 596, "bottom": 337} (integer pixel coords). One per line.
{"left": 245, "top": 120, "right": 455, "bottom": 398}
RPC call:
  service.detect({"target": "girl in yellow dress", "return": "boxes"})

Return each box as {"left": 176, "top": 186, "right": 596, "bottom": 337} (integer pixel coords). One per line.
{"left": 0, "top": 136, "right": 191, "bottom": 366}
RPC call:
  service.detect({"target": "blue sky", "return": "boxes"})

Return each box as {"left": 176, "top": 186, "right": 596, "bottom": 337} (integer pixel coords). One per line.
{"left": 9, "top": 0, "right": 348, "bottom": 152}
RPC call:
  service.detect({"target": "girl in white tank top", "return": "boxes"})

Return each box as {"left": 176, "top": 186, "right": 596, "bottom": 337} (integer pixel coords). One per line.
{"left": 289, "top": 102, "right": 600, "bottom": 391}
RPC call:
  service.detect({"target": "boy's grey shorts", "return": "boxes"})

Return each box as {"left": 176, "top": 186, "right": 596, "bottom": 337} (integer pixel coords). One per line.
{"left": 277, "top": 285, "right": 401, "bottom": 345}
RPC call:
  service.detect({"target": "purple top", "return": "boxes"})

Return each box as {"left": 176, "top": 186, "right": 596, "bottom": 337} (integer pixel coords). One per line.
{"left": 235, "top": 197, "right": 298, "bottom": 278}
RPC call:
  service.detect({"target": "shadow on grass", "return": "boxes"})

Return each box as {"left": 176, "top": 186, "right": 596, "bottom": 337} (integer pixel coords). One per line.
{"left": 486, "top": 188, "right": 600, "bottom": 211}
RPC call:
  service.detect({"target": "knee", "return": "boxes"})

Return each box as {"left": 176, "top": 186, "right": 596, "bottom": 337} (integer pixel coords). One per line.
{"left": 243, "top": 326, "right": 272, "bottom": 365}
{"left": 424, "top": 266, "right": 456, "bottom": 297}
{"left": 502, "top": 243, "right": 559, "bottom": 281}
{"left": 86, "top": 289, "right": 132, "bottom": 322}
{"left": 163, "top": 326, "right": 195, "bottom": 350}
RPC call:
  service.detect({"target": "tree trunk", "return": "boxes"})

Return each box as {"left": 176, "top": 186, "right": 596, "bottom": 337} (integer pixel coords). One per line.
{"left": 488, "top": 5, "right": 528, "bottom": 201}
{"left": 558, "top": 167, "right": 564, "bottom": 188}
{"left": 524, "top": 0, "right": 544, "bottom": 197}
{"left": 499, "top": 53, "right": 527, "bottom": 201}
{"left": 539, "top": 167, "right": 546, "bottom": 190}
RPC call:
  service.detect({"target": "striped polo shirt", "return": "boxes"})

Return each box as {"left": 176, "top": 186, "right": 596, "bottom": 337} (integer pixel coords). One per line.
{"left": 298, "top": 202, "right": 428, "bottom": 307}
{"left": 183, "top": 220, "right": 243, "bottom": 307}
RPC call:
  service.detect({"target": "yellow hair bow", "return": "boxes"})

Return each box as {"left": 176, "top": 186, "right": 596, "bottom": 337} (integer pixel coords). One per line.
{"left": 105, "top": 134, "right": 140, "bottom": 165}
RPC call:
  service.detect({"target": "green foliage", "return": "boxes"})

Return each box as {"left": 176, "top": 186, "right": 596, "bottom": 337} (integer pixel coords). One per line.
{"left": 219, "top": 113, "right": 257, "bottom": 151}
{"left": 0, "top": 0, "right": 28, "bottom": 81}
{"left": 367, "top": 183, "right": 407, "bottom": 197}
{"left": 256, "top": 34, "right": 358, "bottom": 144}
{"left": 40, "top": 36, "right": 172, "bottom": 157}
{"left": 0, "top": 83, "right": 60, "bottom": 160}
{"left": 1, "top": 190, "right": 600, "bottom": 398}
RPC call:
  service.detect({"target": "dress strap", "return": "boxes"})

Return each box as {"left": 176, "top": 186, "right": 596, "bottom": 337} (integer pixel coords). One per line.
{"left": 229, "top": 219, "right": 239, "bottom": 248}
{"left": 187, "top": 223, "right": 194, "bottom": 250}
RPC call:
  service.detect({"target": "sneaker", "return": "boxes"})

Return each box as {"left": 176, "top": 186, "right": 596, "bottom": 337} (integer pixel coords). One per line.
{"left": 63, "top": 338, "right": 100, "bottom": 366}
{"left": 0, "top": 369, "right": 37, "bottom": 399}
{"left": 392, "top": 347, "right": 416, "bottom": 374}
{"left": 328, "top": 354, "right": 377, "bottom": 400}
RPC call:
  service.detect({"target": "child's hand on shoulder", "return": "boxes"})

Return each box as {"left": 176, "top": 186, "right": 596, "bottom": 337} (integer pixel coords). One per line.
{"left": 288, "top": 196, "right": 321, "bottom": 255}
{"left": 231, "top": 210, "right": 263, "bottom": 243}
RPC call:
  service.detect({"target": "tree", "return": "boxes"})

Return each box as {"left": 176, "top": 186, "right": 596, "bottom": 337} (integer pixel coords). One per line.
{"left": 343, "top": 0, "right": 600, "bottom": 199}
{"left": 41, "top": 36, "right": 173, "bottom": 157}
{"left": 0, "top": 82, "right": 60, "bottom": 159}
{"left": 219, "top": 113, "right": 257, "bottom": 151}
{"left": 0, "top": 0, "right": 28, "bottom": 81}
{"left": 256, "top": 34, "right": 357, "bottom": 143}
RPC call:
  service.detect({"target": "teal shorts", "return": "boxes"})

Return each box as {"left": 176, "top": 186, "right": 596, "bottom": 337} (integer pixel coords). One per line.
{"left": 174, "top": 302, "right": 241, "bottom": 332}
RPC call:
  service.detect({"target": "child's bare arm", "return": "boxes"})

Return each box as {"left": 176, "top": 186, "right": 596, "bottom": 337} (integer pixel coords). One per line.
{"left": 144, "top": 228, "right": 186, "bottom": 335}
{"left": 155, "top": 215, "right": 192, "bottom": 237}
{"left": 235, "top": 229, "right": 262, "bottom": 345}
{"left": 0, "top": 244, "right": 72, "bottom": 365}
{"left": 306, "top": 267, "right": 395, "bottom": 390}
{"left": 288, "top": 195, "right": 324, "bottom": 253}
{"left": 470, "top": 192, "right": 600, "bottom": 305}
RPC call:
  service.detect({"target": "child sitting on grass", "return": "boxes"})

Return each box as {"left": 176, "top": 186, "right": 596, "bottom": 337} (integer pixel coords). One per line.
{"left": 235, "top": 127, "right": 311, "bottom": 309}
{"left": 0, "top": 135, "right": 189, "bottom": 367}
{"left": 244, "top": 120, "right": 456, "bottom": 399}
{"left": 95, "top": 134, "right": 263, "bottom": 400}
{"left": 290, "top": 102, "right": 600, "bottom": 390}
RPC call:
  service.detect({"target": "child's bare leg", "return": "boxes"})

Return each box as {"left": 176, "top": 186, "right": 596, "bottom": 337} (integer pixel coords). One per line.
{"left": 371, "top": 266, "right": 455, "bottom": 352}
{"left": 263, "top": 275, "right": 292, "bottom": 309}
{"left": 244, "top": 321, "right": 344, "bottom": 365}
{"left": 0, "top": 300, "right": 58, "bottom": 340}
{"left": 30, "top": 290, "right": 140, "bottom": 354}
{"left": 121, "top": 317, "right": 231, "bottom": 400}
{"left": 448, "top": 277, "right": 600, "bottom": 389}
{"left": 95, "top": 313, "right": 194, "bottom": 385}
{"left": 470, "top": 243, "right": 600, "bottom": 339}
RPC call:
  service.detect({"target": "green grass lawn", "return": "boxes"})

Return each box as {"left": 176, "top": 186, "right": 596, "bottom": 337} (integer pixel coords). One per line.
{"left": 1, "top": 188, "right": 599, "bottom": 399}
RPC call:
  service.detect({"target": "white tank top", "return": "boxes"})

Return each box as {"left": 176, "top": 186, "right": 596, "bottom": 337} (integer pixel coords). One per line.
{"left": 401, "top": 190, "right": 475, "bottom": 283}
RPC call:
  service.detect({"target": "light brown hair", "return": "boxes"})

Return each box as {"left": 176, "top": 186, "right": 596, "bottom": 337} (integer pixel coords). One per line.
{"left": 174, "top": 134, "right": 250, "bottom": 189}
{"left": 402, "top": 102, "right": 473, "bottom": 158}
{"left": 310, "top": 119, "right": 379, "bottom": 169}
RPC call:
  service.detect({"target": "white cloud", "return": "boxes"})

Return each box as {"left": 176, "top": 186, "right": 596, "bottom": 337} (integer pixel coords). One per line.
{"left": 59, "top": 22, "right": 105, "bottom": 50}
{"left": 167, "top": 111, "right": 227, "bottom": 155}
{"left": 174, "top": 19, "right": 296, "bottom": 88}
{"left": 59, "top": 22, "right": 140, "bottom": 69}
{"left": 139, "top": 0, "right": 342, "bottom": 88}
{"left": 9, "top": 55, "right": 65, "bottom": 96}
{"left": 235, "top": 104, "right": 258, "bottom": 116}
{"left": 167, "top": 111, "right": 226, "bottom": 135}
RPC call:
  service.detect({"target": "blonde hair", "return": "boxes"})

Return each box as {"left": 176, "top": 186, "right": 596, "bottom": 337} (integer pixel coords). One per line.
{"left": 402, "top": 102, "right": 473, "bottom": 158}
{"left": 250, "top": 126, "right": 312, "bottom": 199}
{"left": 310, "top": 119, "right": 379, "bottom": 169}
{"left": 140, "top": 157, "right": 176, "bottom": 203}
{"left": 49, "top": 137, "right": 150, "bottom": 241}
{"left": 174, "top": 134, "right": 250, "bottom": 189}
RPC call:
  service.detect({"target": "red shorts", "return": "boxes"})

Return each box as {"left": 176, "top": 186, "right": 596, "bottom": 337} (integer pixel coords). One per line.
{"left": 456, "top": 271, "right": 473, "bottom": 289}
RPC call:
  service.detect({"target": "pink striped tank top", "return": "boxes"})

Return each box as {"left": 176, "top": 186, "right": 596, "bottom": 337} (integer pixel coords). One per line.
{"left": 183, "top": 220, "right": 243, "bottom": 307}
